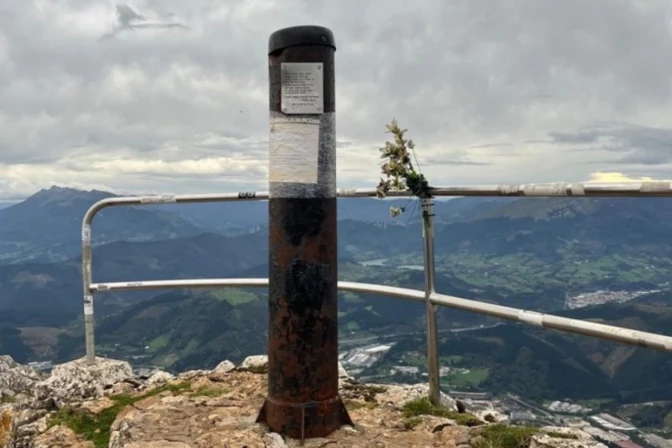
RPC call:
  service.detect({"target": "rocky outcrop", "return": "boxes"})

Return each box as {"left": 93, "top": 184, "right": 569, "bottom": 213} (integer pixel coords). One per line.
{"left": 367, "top": 382, "right": 458, "bottom": 411}
{"left": 0, "top": 354, "right": 608, "bottom": 448}
{"left": 0, "top": 356, "right": 45, "bottom": 399}
{"left": 531, "top": 427, "right": 608, "bottom": 448}
{"left": 35, "top": 357, "right": 133, "bottom": 408}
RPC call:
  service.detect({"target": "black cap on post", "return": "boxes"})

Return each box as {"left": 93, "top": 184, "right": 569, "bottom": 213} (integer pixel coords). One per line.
{"left": 255, "top": 26, "right": 352, "bottom": 440}
{"left": 268, "top": 25, "right": 336, "bottom": 55}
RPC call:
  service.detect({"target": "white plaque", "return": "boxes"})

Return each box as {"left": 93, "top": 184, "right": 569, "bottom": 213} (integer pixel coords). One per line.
{"left": 269, "top": 115, "right": 320, "bottom": 184}
{"left": 281, "top": 62, "right": 324, "bottom": 114}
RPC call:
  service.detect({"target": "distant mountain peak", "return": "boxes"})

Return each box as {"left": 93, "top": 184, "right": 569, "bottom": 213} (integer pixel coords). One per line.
{"left": 26, "top": 185, "right": 116, "bottom": 206}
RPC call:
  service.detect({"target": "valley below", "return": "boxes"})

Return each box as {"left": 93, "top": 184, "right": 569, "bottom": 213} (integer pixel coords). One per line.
{"left": 3, "top": 187, "right": 672, "bottom": 438}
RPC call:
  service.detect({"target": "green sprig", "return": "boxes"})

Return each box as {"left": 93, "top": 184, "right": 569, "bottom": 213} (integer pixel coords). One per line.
{"left": 375, "top": 119, "right": 433, "bottom": 218}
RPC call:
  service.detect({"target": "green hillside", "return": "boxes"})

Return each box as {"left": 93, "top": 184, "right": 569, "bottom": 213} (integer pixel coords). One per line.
{"left": 362, "top": 294, "right": 672, "bottom": 430}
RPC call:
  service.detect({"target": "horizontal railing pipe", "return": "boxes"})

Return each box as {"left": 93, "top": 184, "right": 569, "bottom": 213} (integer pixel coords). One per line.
{"left": 337, "top": 182, "right": 672, "bottom": 198}
{"left": 90, "top": 278, "right": 269, "bottom": 292}
{"left": 88, "top": 278, "right": 672, "bottom": 353}
{"left": 90, "top": 279, "right": 424, "bottom": 302}
{"left": 429, "top": 292, "right": 672, "bottom": 352}
{"left": 83, "top": 180, "right": 672, "bottom": 228}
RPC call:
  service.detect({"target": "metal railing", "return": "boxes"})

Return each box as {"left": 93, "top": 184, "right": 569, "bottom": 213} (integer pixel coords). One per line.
{"left": 82, "top": 181, "right": 672, "bottom": 405}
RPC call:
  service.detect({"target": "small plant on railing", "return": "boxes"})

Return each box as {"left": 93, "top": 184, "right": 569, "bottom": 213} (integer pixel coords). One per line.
{"left": 375, "top": 120, "right": 433, "bottom": 220}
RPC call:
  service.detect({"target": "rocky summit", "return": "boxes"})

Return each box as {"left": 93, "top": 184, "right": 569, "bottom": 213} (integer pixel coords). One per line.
{"left": 0, "top": 355, "right": 606, "bottom": 448}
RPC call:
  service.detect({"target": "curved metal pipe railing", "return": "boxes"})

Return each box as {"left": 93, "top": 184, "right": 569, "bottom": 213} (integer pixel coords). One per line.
{"left": 89, "top": 278, "right": 672, "bottom": 353}
{"left": 80, "top": 181, "right": 672, "bottom": 405}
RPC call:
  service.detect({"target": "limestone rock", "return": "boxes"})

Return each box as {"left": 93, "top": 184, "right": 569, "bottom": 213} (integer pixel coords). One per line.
{"left": 338, "top": 362, "right": 357, "bottom": 388}
{"left": 213, "top": 360, "right": 236, "bottom": 374}
{"left": 80, "top": 396, "right": 116, "bottom": 414}
{"left": 240, "top": 355, "right": 268, "bottom": 373}
{"left": 32, "top": 424, "right": 95, "bottom": 448}
{"left": 474, "top": 409, "right": 508, "bottom": 423}
{"left": 104, "top": 381, "right": 137, "bottom": 397}
{"left": 434, "top": 425, "right": 470, "bottom": 446}
{"left": 5, "top": 408, "right": 51, "bottom": 447}
{"left": 531, "top": 427, "right": 608, "bottom": 448}
{"left": 176, "top": 369, "right": 210, "bottom": 381}
{"left": 0, "top": 354, "right": 610, "bottom": 448}
{"left": 147, "top": 370, "right": 175, "bottom": 385}
{"left": 338, "top": 362, "right": 350, "bottom": 379}
{"left": 36, "top": 357, "right": 133, "bottom": 407}
{"left": 0, "top": 356, "right": 45, "bottom": 397}
{"left": 264, "top": 432, "right": 288, "bottom": 448}
{"left": 371, "top": 383, "right": 458, "bottom": 411}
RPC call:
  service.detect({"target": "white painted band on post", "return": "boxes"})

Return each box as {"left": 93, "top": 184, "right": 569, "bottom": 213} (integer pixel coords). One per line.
{"left": 518, "top": 310, "right": 544, "bottom": 327}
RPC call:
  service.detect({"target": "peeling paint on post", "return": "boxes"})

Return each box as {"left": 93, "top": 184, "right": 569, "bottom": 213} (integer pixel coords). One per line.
{"left": 256, "top": 25, "right": 353, "bottom": 439}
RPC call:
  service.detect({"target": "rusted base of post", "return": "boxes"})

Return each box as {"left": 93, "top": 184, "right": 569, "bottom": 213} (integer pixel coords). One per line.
{"left": 256, "top": 395, "right": 353, "bottom": 440}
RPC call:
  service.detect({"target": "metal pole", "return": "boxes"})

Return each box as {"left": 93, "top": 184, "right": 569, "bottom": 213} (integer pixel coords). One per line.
{"left": 256, "top": 25, "right": 352, "bottom": 439}
{"left": 421, "top": 197, "right": 441, "bottom": 405}
{"left": 82, "top": 221, "right": 96, "bottom": 364}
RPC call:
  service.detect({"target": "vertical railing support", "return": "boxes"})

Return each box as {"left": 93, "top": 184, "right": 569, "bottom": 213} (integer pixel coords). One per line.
{"left": 256, "top": 25, "right": 352, "bottom": 440}
{"left": 421, "top": 197, "right": 441, "bottom": 405}
{"left": 82, "top": 221, "right": 96, "bottom": 365}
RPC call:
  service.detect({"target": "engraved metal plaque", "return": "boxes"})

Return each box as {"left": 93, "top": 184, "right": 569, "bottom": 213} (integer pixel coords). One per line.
{"left": 280, "top": 62, "right": 324, "bottom": 114}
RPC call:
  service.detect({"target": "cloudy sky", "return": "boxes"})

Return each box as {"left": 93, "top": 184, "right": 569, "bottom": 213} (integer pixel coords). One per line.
{"left": 2, "top": 0, "right": 672, "bottom": 200}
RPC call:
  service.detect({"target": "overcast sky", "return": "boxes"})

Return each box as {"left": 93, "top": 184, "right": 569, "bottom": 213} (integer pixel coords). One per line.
{"left": 2, "top": 0, "right": 672, "bottom": 200}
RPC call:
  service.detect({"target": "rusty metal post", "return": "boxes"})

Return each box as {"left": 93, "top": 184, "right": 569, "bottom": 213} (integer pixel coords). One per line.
{"left": 256, "top": 25, "right": 352, "bottom": 439}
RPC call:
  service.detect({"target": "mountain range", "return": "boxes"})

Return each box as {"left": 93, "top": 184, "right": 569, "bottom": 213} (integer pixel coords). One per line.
{"left": 3, "top": 185, "right": 672, "bottom": 432}
{"left": 0, "top": 186, "right": 491, "bottom": 265}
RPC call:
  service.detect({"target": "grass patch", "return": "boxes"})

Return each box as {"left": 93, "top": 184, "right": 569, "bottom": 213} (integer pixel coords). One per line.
{"left": 402, "top": 397, "right": 482, "bottom": 427}
{"left": 147, "top": 334, "right": 170, "bottom": 352}
{"left": 473, "top": 424, "right": 539, "bottom": 448}
{"left": 345, "top": 400, "right": 378, "bottom": 412}
{"left": 403, "top": 416, "right": 423, "bottom": 429}
{"left": 193, "top": 386, "right": 229, "bottom": 398}
{"left": 445, "top": 368, "right": 489, "bottom": 387}
{"left": 441, "top": 355, "right": 464, "bottom": 365}
{"left": 210, "top": 289, "right": 257, "bottom": 305}
{"left": 0, "top": 394, "right": 16, "bottom": 404}
{"left": 346, "top": 321, "right": 360, "bottom": 332}
{"left": 546, "top": 431, "right": 578, "bottom": 440}
{"left": 49, "top": 381, "right": 192, "bottom": 448}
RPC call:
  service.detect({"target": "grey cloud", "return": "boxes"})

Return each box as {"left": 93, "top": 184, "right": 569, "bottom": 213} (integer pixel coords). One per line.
{"left": 422, "top": 157, "right": 491, "bottom": 166}
{"left": 548, "top": 131, "right": 602, "bottom": 145}
{"left": 2, "top": 0, "right": 672, "bottom": 199}
{"left": 549, "top": 122, "right": 672, "bottom": 165}
{"left": 469, "top": 143, "right": 512, "bottom": 149}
